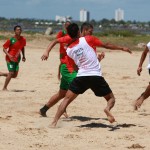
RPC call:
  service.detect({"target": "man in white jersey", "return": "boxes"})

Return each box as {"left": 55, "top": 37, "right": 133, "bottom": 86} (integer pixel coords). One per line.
{"left": 51, "top": 23, "right": 131, "bottom": 127}
{"left": 134, "top": 42, "right": 150, "bottom": 110}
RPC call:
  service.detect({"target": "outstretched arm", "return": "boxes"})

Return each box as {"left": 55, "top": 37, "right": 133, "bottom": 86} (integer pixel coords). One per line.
{"left": 41, "top": 39, "right": 59, "bottom": 60}
{"left": 137, "top": 46, "right": 149, "bottom": 76}
{"left": 101, "top": 43, "right": 132, "bottom": 54}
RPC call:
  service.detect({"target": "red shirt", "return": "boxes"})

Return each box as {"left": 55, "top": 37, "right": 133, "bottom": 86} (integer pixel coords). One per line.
{"left": 57, "top": 35, "right": 76, "bottom": 73}
{"left": 56, "top": 30, "right": 70, "bottom": 64}
{"left": 69, "top": 35, "right": 103, "bottom": 51}
{"left": 3, "top": 36, "right": 26, "bottom": 62}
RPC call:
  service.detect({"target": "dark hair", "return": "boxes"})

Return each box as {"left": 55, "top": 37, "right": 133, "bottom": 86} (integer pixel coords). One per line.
{"left": 65, "top": 21, "right": 71, "bottom": 25}
{"left": 14, "top": 25, "right": 22, "bottom": 31}
{"left": 81, "top": 22, "right": 93, "bottom": 32}
{"left": 67, "top": 23, "right": 79, "bottom": 38}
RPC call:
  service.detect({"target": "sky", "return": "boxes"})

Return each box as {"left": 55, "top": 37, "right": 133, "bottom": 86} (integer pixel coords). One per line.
{"left": 0, "top": 0, "right": 149, "bottom": 22}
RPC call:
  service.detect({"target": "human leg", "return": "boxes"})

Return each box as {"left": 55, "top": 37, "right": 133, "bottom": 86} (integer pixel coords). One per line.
{"left": 134, "top": 84, "right": 150, "bottom": 110}
{"left": 40, "top": 89, "right": 67, "bottom": 117}
{"left": 0, "top": 72, "right": 8, "bottom": 77}
{"left": 103, "top": 93, "right": 116, "bottom": 123}
{"left": 51, "top": 90, "right": 78, "bottom": 127}
{"left": 90, "top": 76, "right": 115, "bottom": 123}
{"left": 2, "top": 71, "right": 16, "bottom": 90}
{"left": 40, "top": 64, "right": 77, "bottom": 117}
{"left": 2, "top": 61, "right": 19, "bottom": 90}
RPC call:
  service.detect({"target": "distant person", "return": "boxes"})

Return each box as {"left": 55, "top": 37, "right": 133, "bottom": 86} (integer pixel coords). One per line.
{"left": 50, "top": 23, "right": 132, "bottom": 127}
{"left": 134, "top": 42, "right": 150, "bottom": 110}
{"left": 0, "top": 25, "right": 26, "bottom": 90}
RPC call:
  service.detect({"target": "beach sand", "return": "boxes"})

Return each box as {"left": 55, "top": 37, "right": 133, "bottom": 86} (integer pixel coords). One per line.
{"left": 0, "top": 37, "right": 150, "bottom": 150}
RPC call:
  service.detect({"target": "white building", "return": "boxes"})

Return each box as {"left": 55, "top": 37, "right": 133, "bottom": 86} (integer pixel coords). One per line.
{"left": 55, "top": 15, "right": 71, "bottom": 23}
{"left": 115, "top": 8, "right": 124, "bottom": 21}
{"left": 80, "top": 9, "right": 90, "bottom": 22}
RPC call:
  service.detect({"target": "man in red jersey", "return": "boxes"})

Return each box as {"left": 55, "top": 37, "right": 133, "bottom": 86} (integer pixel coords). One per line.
{"left": 56, "top": 21, "right": 71, "bottom": 80}
{"left": 50, "top": 23, "right": 132, "bottom": 127}
{"left": 0, "top": 25, "right": 26, "bottom": 90}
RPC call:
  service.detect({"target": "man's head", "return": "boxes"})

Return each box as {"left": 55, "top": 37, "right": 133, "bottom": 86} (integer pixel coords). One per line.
{"left": 67, "top": 23, "right": 80, "bottom": 39}
{"left": 64, "top": 21, "right": 71, "bottom": 30}
{"left": 14, "top": 25, "right": 22, "bottom": 36}
{"left": 81, "top": 22, "right": 93, "bottom": 36}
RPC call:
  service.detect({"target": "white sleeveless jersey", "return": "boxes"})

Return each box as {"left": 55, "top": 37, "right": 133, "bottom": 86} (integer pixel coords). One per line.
{"left": 147, "top": 42, "right": 150, "bottom": 69}
{"left": 66, "top": 37, "right": 102, "bottom": 77}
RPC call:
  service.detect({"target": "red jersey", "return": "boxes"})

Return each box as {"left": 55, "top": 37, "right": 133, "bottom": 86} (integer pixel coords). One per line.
{"left": 69, "top": 35, "right": 103, "bottom": 50}
{"left": 3, "top": 36, "right": 26, "bottom": 62}
{"left": 56, "top": 30, "right": 69, "bottom": 64}
{"left": 57, "top": 35, "right": 76, "bottom": 73}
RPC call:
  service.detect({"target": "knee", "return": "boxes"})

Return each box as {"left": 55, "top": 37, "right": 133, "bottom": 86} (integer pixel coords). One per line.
{"left": 12, "top": 72, "right": 18, "bottom": 78}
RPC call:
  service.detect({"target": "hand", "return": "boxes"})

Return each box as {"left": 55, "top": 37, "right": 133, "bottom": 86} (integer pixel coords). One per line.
{"left": 122, "top": 47, "right": 132, "bottom": 54}
{"left": 137, "top": 66, "right": 142, "bottom": 76}
{"left": 22, "top": 57, "right": 26, "bottom": 62}
{"left": 8, "top": 54, "right": 15, "bottom": 62}
{"left": 41, "top": 52, "right": 49, "bottom": 61}
{"left": 98, "top": 52, "right": 105, "bottom": 61}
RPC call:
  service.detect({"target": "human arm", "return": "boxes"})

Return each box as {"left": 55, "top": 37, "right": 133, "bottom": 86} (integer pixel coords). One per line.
{"left": 3, "top": 48, "right": 15, "bottom": 62}
{"left": 85, "top": 35, "right": 132, "bottom": 54}
{"left": 21, "top": 47, "right": 26, "bottom": 62}
{"left": 137, "top": 46, "right": 149, "bottom": 76}
{"left": 41, "top": 35, "right": 72, "bottom": 61}
{"left": 41, "top": 39, "right": 59, "bottom": 60}
{"left": 101, "top": 43, "right": 132, "bottom": 54}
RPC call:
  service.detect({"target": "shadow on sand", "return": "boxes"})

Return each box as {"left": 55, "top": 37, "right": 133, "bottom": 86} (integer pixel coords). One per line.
{"left": 78, "top": 122, "right": 136, "bottom": 131}
{"left": 68, "top": 116, "right": 136, "bottom": 131}
{"left": 10, "top": 89, "right": 36, "bottom": 92}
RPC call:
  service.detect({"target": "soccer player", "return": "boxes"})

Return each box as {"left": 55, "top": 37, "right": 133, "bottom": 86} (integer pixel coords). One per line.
{"left": 39, "top": 23, "right": 98, "bottom": 117}
{"left": 50, "top": 23, "right": 132, "bottom": 127}
{"left": 0, "top": 25, "right": 26, "bottom": 91}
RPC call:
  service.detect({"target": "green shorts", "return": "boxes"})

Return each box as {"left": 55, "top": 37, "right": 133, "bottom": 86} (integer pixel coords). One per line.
{"left": 60, "top": 64, "right": 77, "bottom": 90}
{"left": 7, "top": 61, "right": 19, "bottom": 72}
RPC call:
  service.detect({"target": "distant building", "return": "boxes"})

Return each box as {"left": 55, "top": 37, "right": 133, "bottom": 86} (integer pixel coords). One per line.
{"left": 80, "top": 9, "right": 90, "bottom": 22}
{"left": 55, "top": 15, "right": 72, "bottom": 22}
{"left": 115, "top": 8, "right": 124, "bottom": 21}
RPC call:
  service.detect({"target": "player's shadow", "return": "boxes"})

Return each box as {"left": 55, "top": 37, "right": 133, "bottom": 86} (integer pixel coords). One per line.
{"left": 10, "top": 89, "right": 36, "bottom": 92}
{"left": 69, "top": 116, "right": 100, "bottom": 122}
{"left": 139, "top": 113, "right": 150, "bottom": 116}
{"left": 78, "top": 123, "right": 136, "bottom": 131}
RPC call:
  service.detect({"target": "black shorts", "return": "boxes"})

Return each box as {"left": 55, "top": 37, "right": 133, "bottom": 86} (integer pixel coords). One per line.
{"left": 149, "top": 69, "right": 150, "bottom": 75}
{"left": 69, "top": 76, "right": 112, "bottom": 97}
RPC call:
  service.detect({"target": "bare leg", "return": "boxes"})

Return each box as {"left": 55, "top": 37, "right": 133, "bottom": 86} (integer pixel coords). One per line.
{"left": 134, "top": 84, "right": 150, "bottom": 110}
{"left": 39, "top": 89, "right": 68, "bottom": 117}
{"left": 103, "top": 92, "right": 116, "bottom": 123}
{"left": 51, "top": 90, "right": 78, "bottom": 127}
{"left": 0, "top": 72, "right": 8, "bottom": 77}
{"left": 2, "top": 72, "right": 16, "bottom": 91}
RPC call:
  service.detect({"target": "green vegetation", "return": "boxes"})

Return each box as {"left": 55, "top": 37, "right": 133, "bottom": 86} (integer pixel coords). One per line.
{"left": 0, "top": 16, "right": 149, "bottom": 51}
{"left": 93, "top": 30, "right": 149, "bottom": 51}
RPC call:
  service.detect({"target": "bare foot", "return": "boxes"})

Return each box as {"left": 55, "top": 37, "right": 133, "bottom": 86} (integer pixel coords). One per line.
{"left": 133, "top": 99, "right": 144, "bottom": 111}
{"left": 63, "top": 111, "right": 69, "bottom": 118}
{"left": 2, "top": 88, "right": 8, "bottom": 91}
{"left": 49, "top": 121, "right": 57, "bottom": 128}
{"left": 104, "top": 108, "right": 115, "bottom": 123}
{"left": 133, "top": 100, "right": 138, "bottom": 111}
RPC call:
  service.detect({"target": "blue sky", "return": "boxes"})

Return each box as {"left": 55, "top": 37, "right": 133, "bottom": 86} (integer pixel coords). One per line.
{"left": 0, "top": 0, "right": 149, "bottom": 21}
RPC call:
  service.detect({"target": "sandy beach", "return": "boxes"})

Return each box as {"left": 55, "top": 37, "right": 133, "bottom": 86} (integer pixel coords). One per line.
{"left": 0, "top": 36, "right": 150, "bottom": 150}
